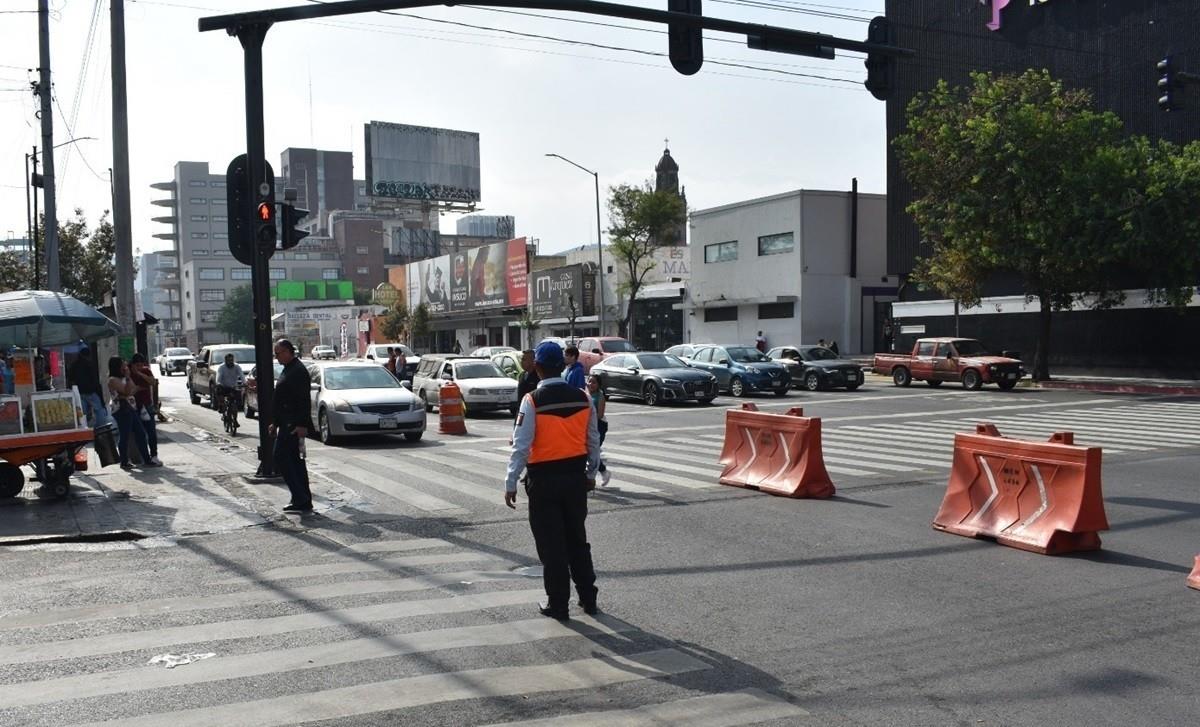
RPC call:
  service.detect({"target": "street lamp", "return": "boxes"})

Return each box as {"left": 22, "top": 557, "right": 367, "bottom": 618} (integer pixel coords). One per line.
{"left": 545, "top": 153, "right": 606, "bottom": 335}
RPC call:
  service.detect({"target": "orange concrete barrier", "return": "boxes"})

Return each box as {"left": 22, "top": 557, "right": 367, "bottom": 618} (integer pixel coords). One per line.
{"left": 717, "top": 404, "right": 835, "bottom": 498}
{"left": 933, "top": 424, "right": 1108, "bottom": 554}
{"left": 438, "top": 381, "right": 467, "bottom": 435}
{"left": 1188, "top": 556, "right": 1200, "bottom": 591}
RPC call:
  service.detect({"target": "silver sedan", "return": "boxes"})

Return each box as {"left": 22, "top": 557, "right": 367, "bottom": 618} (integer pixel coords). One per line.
{"left": 307, "top": 362, "right": 426, "bottom": 445}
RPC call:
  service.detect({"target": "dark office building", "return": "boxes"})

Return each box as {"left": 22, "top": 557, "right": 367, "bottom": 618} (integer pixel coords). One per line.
{"left": 280, "top": 148, "right": 355, "bottom": 235}
{"left": 885, "top": 0, "right": 1200, "bottom": 372}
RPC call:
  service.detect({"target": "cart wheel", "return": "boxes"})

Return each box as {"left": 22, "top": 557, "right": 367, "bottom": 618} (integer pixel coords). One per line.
{"left": 0, "top": 463, "right": 24, "bottom": 498}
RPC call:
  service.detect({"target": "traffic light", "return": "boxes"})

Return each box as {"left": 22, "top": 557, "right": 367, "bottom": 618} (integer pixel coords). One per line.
{"left": 225, "top": 154, "right": 276, "bottom": 266}
{"left": 279, "top": 202, "right": 310, "bottom": 250}
{"left": 1158, "top": 56, "right": 1177, "bottom": 111}
{"left": 667, "top": 0, "right": 703, "bottom": 76}
{"left": 864, "top": 16, "right": 893, "bottom": 101}
{"left": 254, "top": 180, "right": 276, "bottom": 250}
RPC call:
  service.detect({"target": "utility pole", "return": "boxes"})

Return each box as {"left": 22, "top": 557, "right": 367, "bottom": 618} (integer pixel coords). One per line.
{"left": 111, "top": 0, "right": 137, "bottom": 348}
{"left": 30, "top": 148, "right": 40, "bottom": 288}
{"left": 37, "top": 0, "right": 60, "bottom": 290}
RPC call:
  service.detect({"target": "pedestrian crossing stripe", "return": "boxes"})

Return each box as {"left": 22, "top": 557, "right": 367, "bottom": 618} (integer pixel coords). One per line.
{"left": 214, "top": 550, "right": 500, "bottom": 583}
{"left": 479, "top": 688, "right": 809, "bottom": 726}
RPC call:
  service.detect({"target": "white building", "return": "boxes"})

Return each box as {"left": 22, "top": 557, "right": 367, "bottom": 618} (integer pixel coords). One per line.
{"left": 683, "top": 188, "right": 897, "bottom": 355}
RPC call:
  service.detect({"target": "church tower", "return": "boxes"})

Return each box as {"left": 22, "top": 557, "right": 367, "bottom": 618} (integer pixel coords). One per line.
{"left": 653, "top": 143, "right": 688, "bottom": 247}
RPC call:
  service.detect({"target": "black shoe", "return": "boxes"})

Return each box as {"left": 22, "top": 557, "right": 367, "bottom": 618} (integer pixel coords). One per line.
{"left": 283, "top": 503, "right": 313, "bottom": 513}
{"left": 579, "top": 600, "right": 599, "bottom": 616}
{"left": 538, "top": 601, "right": 570, "bottom": 621}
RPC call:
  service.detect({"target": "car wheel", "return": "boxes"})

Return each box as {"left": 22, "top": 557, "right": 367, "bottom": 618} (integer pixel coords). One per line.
{"left": 804, "top": 372, "right": 821, "bottom": 392}
{"left": 997, "top": 379, "right": 1018, "bottom": 391}
{"left": 773, "top": 387, "right": 789, "bottom": 397}
{"left": 729, "top": 376, "right": 746, "bottom": 397}
{"left": 926, "top": 379, "right": 943, "bottom": 388}
{"left": 188, "top": 382, "right": 200, "bottom": 405}
{"left": 319, "top": 410, "right": 337, "bottom": 445}
{"left": 845, "top": 383, "right": 861, "bottom": 391}
{"left": 892, "top": 367, "right": 912, "bottom": 387}
{"left": 642, "top": 381, "right": 661, "bottom": 406}
{"left": 419, "top": 390, "right": 432, "bottom": 413}
{"left": 404, "top": 431, "right": 423, "bottom": 442}
{"left": 962, "top": 369, "right": 983, "bottom": 391}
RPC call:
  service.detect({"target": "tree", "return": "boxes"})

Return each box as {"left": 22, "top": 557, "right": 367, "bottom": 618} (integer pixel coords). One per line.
{"left": 30, "top": 209, "right": 119, "bottom": 306}
{"left": 0, "top": 250, "right": 32, "bottom": 293}
{"left": 377, "top": 301, "right": 409, "bottom": 343}
{"left": 216, "top": 285, "right": 254, "bottom": 343}
{"left": 409, "top": 302, "right": 431, "bottom": 350}
{"left": 606, "top": 182, "right": 686, "bottom": 340}
{"left": 895, "top": 70, "right": 1143, "bottom": 380}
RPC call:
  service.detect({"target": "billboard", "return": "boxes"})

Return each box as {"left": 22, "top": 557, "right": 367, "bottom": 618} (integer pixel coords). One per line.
{"left": 365, "top": 121, "right": 481, "bottom": 203}
{"left": 408, "top": 238, "right": 528, "bottom": 315}
{"left": 530, "top": 264, "right": 595, "bottom": 320}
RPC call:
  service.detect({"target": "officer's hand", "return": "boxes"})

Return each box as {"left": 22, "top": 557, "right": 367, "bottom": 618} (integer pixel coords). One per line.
{"left": 504, "top": 490, "right": 517, "bottom": 509}
{"left": 585, "top": 478, "right": 596, "bottom": 492}
{"left": 268, "top": 424, "right": 277, "bottom": 437}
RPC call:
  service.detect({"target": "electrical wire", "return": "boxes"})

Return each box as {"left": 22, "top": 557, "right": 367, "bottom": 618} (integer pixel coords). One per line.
{"left": 52, "top": 92, "right": 108, "bottom": 182}
{"left": 62, "top": 0, "right": 105, "bottom": 183}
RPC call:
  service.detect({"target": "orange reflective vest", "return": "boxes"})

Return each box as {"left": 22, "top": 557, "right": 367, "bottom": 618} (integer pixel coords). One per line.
{"left": 527, "top": 385, "right": 591, "bottom": 465}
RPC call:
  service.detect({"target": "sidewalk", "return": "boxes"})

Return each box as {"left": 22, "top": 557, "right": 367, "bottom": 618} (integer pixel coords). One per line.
{"left": 1029, "top": 375, "right": 1200, "bottom": 396}
{"left": 0, "top": 420, "right": 355, "bottom": 545}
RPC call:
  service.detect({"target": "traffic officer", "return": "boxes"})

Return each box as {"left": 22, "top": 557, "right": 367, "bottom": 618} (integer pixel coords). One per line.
{"left": 271, "top": 338, "right": 315, "bottom": 513}
{"left": 504, "top": 340, "right": 601, "bottom": 621}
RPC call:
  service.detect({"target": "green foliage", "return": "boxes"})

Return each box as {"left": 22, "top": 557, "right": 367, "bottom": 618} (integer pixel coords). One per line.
{"left": 353, "top": 287, "right": 372, "bottom": 306}
{"left": 893, "top": 69, "right": 1200, "bottom": 379}
{"left": 0, "top": 250, "right": 32, "bottom": 294}
{"left": 410, "top": 302, "right": 431, "bottom": 338}
{"left": 377, "top": 301, "right": 409, "bottom": 342}
{"left": 606, "top": 181, "right": 686, "bottom": 338}
{"left": 216, "top": 285, "right": 254, "bottom": 343}
{"left": 26, "top": 209, "right": 118, "bottom": 306}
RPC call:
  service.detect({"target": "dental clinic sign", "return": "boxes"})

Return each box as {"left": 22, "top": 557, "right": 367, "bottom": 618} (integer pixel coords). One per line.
{"left": 981, "top": 0, "right": 1056, "bottom": 31}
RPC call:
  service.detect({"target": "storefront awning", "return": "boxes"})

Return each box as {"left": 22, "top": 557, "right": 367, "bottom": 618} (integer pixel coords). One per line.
{"left": 674, "top": 294, "right": 797, "bottom": 311}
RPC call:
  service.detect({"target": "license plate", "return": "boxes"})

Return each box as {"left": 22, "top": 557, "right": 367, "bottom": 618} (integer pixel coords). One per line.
{"left": 847, "top": 373, "right": 858, "bottom": 380}
{"left": 379, "top": 417, "right": 397, "bottom": 429}
{"left": 773, "top": 381, "right": 785, "bottom": 388}
{"left": 1006, "top": 373, "right": 1017, "bottom": 379}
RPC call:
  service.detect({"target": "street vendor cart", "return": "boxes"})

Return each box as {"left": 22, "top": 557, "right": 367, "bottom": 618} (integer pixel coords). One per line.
{"left": 0, "top": 291, "right": 121, "bottom": 499}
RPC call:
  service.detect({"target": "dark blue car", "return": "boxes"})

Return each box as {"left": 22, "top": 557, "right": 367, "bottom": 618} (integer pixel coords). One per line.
{"left": 686, "top": 345, "right": 791, "bottom": 397}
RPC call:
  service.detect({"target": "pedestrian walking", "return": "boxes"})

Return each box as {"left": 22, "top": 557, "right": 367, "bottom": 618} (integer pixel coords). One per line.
{"left": 395, "top": 348, "right": 407, "bottom": 383}
{"left": 67, "top": 346, "right": 112, "bottom": 429}
{"left": 0, "top": 351, "right": 13, "bottom": 395}
{"left": 271, "top": 339, "right": 315, "bottom": 513}
{"left": 504, "top": 341, "right": 601, "bottom": 621}
{"left": 755, "top": 331, "right": 768, "bottom": 353}
{"left": 106, "top": 356, "right": 157, "bottom": 470}
{"left": 829, "top": 340, "right": 840, "bottom": 356}
{"left": 586, "top": 374, "right": 611, "bottom": 486}
{"left": 128, "top": 354, "right": 163, "bottom": 467}
{"left": 452, "top": 339, "right": 463, "bottom": 355}
{"left": 384, "top": 347, "right": 399, "bottom": 378}
{"left": 516, "top": 349, "right": 539, "bottom": 411}
{"left": 563, "top": 345, "right": 586, "bottom": 389}
{"left": 817, "top": 338, "right": 827, "bottom": 349}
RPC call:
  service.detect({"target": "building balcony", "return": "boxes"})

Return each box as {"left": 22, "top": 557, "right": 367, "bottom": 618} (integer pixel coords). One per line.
{"left": 151, "top": 198, "right": 176, "bottom": 208}
{"left": 152, "top": 232, "right": 178, "bottom": 241}
{"left": 152, "top": 215, "right": 177, "bottom": 225}
{"left": 151, "top": 180, "right": 176, "bottom": 191}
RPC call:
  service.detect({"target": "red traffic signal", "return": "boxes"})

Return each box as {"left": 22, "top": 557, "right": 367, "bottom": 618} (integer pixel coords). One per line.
{"left": 257, "top": 202, "right": 273, "bottom": 221}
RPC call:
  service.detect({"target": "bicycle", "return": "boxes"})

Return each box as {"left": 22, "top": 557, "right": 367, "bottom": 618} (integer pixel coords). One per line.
{"left": 221, "top": 386, "right": 243, "bottom": 435}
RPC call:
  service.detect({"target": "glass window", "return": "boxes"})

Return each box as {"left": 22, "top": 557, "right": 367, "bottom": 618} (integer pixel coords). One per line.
{"left": 322, "top": 268, "right": 340, "bottom": 280}
{"left": 635, "top": 353, "right": 684, "bottom": 369}
{"left": 727, "top": 346, "right": 768, "bottom": 363}
{"left": 198, "top": 268, "right": 224, "bottom": 280}
{"left": 293, "top": 253, "right": 309, "bottom": 260}
{"left": 758, "top": 302, "right": 794, "bottom": 319}
{"left": 605, "top": 355, "right": 627, "bottom": 369}
{"left": 193, "top": 249, "right": 209, "bottom": 256}
{"left": 190, "top": 214, "right": 207, "bottom": 222}
{"left": 188, "top": 197, "right": 207, "bottom": 204}
{"left": 187, "top": 180, "right": 207, "bottom": 187}
{"left": 355, "top": 246, "right": 369, "bottom": 255}
{"left": 801, "top": 347, "right": 836, "bottom": 361}
{"left": 269, "top": 268, "right": 285, "bottom": 280}
{"left": 703, "top": 306, "right": 737, "bottom": 323}
{"left": 601, "top": 340, "right": 638, "bottom": 353}
{"left": 453, "top": 361, "right": 505, "bottom": 379}
{"left": 211, "top": 180, "right": 226, "bottom": 188}
{"left": 213, "top": 233, "right": 228, "bottom": 240}
{"left": 704, "top": 241, "right": 737, "bottom": 263}
{"left": 199, "top": 289, "right": 225, "bottom": 302}
{"left": 916, "top": 341, "right": 936, "bottom": 356}
{"left": 199, "top": 310, "right": 220, "bottom": 323}
{"left": 231, "top": 268, "right": 251, "bottom": 280}
{"left": 356, "top": 267, "right": 370, "bottom": 275}
{"left": 212, "top": 249, "right": 230, "bottom": 257}
{"left": 757, "top": 232, "right": 794, "bottom": 256}
{"left": 951, "top": 340, "right": 988, "bottom": 356}
{"left": 190, "top": 232, "right": 208, "bottom": 239}
{"left": 323, "top": 366, "right": 400, "bottom": 390}
{"left": 213, "top": 215, "right": 228, "bottom": 223}
{"left": 693, "top": 347, "right": 713, "bottom": 363}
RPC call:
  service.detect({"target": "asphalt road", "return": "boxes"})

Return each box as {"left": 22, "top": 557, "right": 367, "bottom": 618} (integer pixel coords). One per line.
{"left": 1, "top": 369, "right": 1198, "bottom": 726}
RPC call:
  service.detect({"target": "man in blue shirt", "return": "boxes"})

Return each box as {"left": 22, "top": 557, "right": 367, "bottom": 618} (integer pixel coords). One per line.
{"left": 563, "top": 344, "right": 586, "bottom": 389}
{"left": 505, "top": 341, "right": 601, "bottom": 620}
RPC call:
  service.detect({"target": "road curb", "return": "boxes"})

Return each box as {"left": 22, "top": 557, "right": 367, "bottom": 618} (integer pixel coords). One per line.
{"left": 1033, "top": 381, "right": 1200, "bottom": 396}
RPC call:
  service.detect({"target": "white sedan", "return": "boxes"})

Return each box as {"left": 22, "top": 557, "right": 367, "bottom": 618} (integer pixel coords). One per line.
{"left": 306, "top": 361, "right": 426, "bottom": 445}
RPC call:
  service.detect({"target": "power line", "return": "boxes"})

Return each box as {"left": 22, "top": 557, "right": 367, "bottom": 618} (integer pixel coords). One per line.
{"left": 52, "top": 92, "right": 108, "bottom": 182}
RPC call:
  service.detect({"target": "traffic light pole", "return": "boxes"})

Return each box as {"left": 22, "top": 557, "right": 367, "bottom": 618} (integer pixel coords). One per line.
{"left": 237, "top": 23, "right": 278, "bottom": 478}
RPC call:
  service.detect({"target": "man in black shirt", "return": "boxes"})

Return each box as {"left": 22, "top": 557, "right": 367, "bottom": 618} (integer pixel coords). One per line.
{"left": 68, "top": 346, "right": 111, "bottom": 428}
{"left": 516, "top": 349, "right": 538, "bottom": 411}
{"left": 270, "top": 339, "right": 315, "bottom": 513}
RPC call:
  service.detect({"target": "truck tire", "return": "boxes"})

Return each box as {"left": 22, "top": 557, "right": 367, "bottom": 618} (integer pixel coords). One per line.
{"left": 892, "top": 367, "right": 912, "bottom": 387}
{"left": 997, "top": 379, "right": 1018, "bottom": 391}
{"left": 926, "top": 379, "right": 943, "bottom": 388}
{"left": 962, "top": 369, "right": 983, "bottom": 391}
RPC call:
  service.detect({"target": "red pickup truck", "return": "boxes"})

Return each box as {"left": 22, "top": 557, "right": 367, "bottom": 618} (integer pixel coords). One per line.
{"left": 873, "top": 338, "right": 1024, "bottom": 391}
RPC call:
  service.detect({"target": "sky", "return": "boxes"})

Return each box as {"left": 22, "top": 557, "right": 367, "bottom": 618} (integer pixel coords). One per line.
{"left": 0, "top": 0, "right": 886, "bottom": 257}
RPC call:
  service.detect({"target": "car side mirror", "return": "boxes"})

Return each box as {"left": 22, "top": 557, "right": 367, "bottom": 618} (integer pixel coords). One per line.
{"left": 591, "top": 349, "right": 601, "bottom": 355}
{"left": 718, "top": 358, "right": 729, "bottom": 365}
{"left": 441, "top": 372, "right": 453, "bottom": 380}
{"left": 311, "top": 383, "right": 321, "bottom": 391}
{"left": 401, "top": 381, "right": 412, "bottom": 391}
{"left": 946, "top": 353, "right": 954, "bottom": 359}
{"left": 628, "top": 366, "right": 639, "bottom": 374}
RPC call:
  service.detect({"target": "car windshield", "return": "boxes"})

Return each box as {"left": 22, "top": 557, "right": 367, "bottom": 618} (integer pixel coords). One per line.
{"left": 601, "top": 340, "right": 637, "bottom": 353}
{"left": 952, "top": 340, "right": 989, "bottom": 356}
{"left": 635, "top": 354, "right": 685, "bottom": 369}
{"left": 224, "top": 348, "right": 256, "bottom": 363}
{"left": 727, "top": 347, "right": 768, "bottom": 363}
{"left": 803, "top": 347, "right": 838, "bottom": 361}
{"left": 166, "top": 348, "right": 191, "bottom": 356}
{"left": 455, "top": 362, "right": 505, "bottom": 379}
{"left": 314, "top": 346, "right": 332, "bottom": 351}
{"left": 323, "top": 366, "right": 400, "bottom": 390}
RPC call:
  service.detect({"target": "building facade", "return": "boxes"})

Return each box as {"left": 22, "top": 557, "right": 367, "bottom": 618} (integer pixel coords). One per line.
{"left": 279, "top": 148, "right": 355, "bottom": 235}
{"left": 684, "top": 188, "right": 894, "bottom": 355}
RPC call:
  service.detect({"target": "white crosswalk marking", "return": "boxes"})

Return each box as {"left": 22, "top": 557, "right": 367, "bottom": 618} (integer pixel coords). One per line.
{"left": 479, "top": 688, "right": 809, "bottom": 726}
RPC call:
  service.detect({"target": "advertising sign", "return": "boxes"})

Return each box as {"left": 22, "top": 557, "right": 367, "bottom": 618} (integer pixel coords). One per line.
{"left": 530, "top": 264, "right": 595, "bottom": 320}
{"left": 364, "top": 121, "right": 482, "bottom": 203}
{"left": 407, "top": 238, "right": 528, "bottom": 316}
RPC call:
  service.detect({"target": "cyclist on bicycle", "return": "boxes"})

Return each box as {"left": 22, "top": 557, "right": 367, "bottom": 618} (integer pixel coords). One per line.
{"left": 214, "top": 353, "right": 245, "bottom": 415}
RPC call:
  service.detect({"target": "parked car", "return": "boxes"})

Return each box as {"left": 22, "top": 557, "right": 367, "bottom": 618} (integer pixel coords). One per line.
{"left": 306, "top": 361, "right": 426, "bottom": 445}
{"left": 311, "top": 345, "right": 337, "bottom": 360}
{"left": 767, "top": 345, "right": 864, "bottom": 391}
{"left": 687, "top": 345, "right": 791, "bottom": 397}
{"left": 412, "top": 355, "right": 519, "bottom": 415}
{"left": 576, "top": 336, "right": 637, "bottom": 372}
{"left": 470, "top": 345, "right": 516, "bottom": 358}
{"left": 873, "top": 338, "right": 1024, "bottom": 390}
{"left": 590, "top": 352, "right": 719, "bottom": 406}
{"left": 491, "top": 350, "right": 524, "bottom": 380}
{"left": 156, "top": 347, "right": 194, "bottom": 377}
{"left": 361, "top": 343, "right": 418, "bottom": 381}
{"left": 663, "top": 344, "right": 700, "bottom": 362}
{"left": 187, "top": 344, "right": 256, "bottom": 405}
{"left": 243, "top": 362, "right": 284, "bottom": 419}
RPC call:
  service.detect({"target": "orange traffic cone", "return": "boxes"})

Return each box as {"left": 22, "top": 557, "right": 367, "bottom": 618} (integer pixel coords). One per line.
{"left": 438, "top": 381, "right": 468, "bottom": 435}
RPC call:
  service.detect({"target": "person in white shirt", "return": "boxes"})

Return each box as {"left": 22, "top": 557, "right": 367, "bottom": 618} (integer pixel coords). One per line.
{"left": 214, "top": 353, "right": 246, "bottom": 412}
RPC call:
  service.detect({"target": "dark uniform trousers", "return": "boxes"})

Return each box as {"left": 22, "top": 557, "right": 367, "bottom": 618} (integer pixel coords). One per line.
{"left": 523, "top": 382, "right": 598, "bottom": 610}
